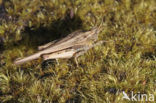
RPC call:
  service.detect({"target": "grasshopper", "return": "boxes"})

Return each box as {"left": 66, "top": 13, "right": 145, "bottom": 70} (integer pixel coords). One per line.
{"left": 14, "top": 24, "right": 104, "bottom": 66}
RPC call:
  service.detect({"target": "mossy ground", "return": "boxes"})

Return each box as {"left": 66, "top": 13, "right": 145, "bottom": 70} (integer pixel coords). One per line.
{"left": 0, "top": 0, "right": 156, "bottom": 103}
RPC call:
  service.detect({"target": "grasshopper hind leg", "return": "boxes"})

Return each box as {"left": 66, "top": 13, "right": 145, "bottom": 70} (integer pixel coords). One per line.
{"left": 42, "top": 54, "right": 60, "bottom": 65}
{"left": 38, "top": 40, "right": 57, "bottom": 50}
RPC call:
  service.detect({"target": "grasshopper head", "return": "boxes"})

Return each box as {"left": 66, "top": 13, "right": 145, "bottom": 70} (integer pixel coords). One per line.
{"left": 91, "top": 18, "right": 104, "bottom": 35}
{"left": 89, "top": 23, "right": 103, "bottom": 41}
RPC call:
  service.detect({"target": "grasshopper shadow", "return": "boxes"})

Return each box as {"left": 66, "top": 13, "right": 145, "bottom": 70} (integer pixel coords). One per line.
{"left": 20, "top": 13, "right": 83, "bottom": 49}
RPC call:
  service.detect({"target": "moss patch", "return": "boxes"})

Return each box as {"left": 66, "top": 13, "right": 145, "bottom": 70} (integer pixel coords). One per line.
{"left": 0, "top": 0, "right": 156, "bottom": 102}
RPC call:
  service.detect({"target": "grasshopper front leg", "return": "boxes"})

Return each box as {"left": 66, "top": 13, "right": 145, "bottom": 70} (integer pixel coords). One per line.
{"left": 73, "top": 41, "right": 104, "bottom": 67}
{"left": 74, "top": 50, "right": 87, "bottom": 67}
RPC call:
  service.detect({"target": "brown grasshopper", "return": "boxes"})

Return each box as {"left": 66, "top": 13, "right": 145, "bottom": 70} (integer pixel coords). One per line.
{"left": 14, "top": 25, "right": 104, "bottom": 66}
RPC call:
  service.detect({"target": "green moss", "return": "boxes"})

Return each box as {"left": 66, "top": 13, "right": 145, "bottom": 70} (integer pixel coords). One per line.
{"left": 0, "top": 0, "right": 156, "bottom": 102}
